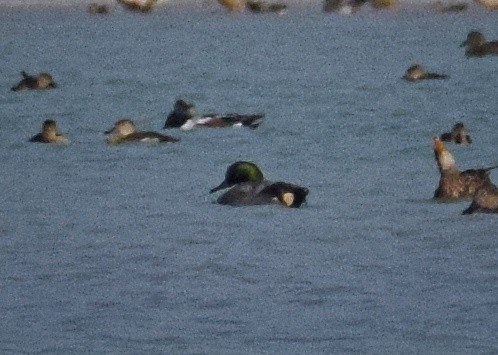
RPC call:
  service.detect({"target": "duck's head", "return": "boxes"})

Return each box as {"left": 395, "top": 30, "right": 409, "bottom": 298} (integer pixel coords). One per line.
{"left": 164, "top": 100, "right": 197, "bottom": 128}
{"left": 433, "top": 136, "right": 456, "bottom": 171}
{"left": 37, "top": 73, "right": 56, "bottom": 89}
{"left": 452, "top": 122, "right": 472, "bottom": 144}
{"left": 403, "top": 64, "right": 425, "bottom": 81}
{"left": 42, "top": 119, "right": 58, "bottom": 139}
{"left": 210, "top": 161, "right": 264, "bottom": 193}
{"left": 174, "top": 100, "right": 197, "bottom": 118}
{"left": 461, "top": 31, "right": 485, "bottom": 48}
{"left": 105, "top": 119, "right": 136, "bottom": 139}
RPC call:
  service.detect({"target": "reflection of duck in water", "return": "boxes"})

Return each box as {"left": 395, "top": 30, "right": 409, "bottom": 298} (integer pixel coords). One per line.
{"left": 164, "top": 100, "right": 264, "bottom": 130}
{"left": 460, "top": 31, "right": 498, "bottom": 57}
{"left": 403, "top": 64, "right": 448, "bottom": 82}
{"left": 210, "top": 161, "right": 309, "bottom": 208}
{"left": 105, "top": 119, "right": 179, "bottom": 144}
{"left": 433, "top": 137, "right": 496, "bottom": 199}
{"left": 11, "top": 71, "right": 57, "bottom": 91}
{"left": 116, "top": 0, "right": 158, "bottom": 12}
{"left": 29, "top": 119, "right": 69, "bottom": 144}
{"left": 439, "top": 123, "right": 472, "bottom": 145}
{"left": 462, "top": 183, "right": 498, "bottom": 215}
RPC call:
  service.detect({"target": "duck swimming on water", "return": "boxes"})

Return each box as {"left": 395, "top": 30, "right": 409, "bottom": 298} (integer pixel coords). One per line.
{"left": 210, "top": 161, "right": 309, "bottom": 208}
{"left": 439, "top": 123, "right": 472, "bottom": 145}
{"left": 11, "top": 71, "right": 57, "bottom": 91}
{"left": 403, "top": 64, "right": 448, "bottom": 82}
{"left": 105, "top": 119, "right": 179, "bottom": 144}
{"left": 432, "top": 137, "right": 496, "bottom": 199}
{"left": 29, "top": 119, "right": 69, "bottom": 144}
{"left": 164, "top": 100, "right": 264, "bottom": 130}
{"left": 462, "top": 182, "right": 498, "bottom": 215}
{"left": 460, "top": 31, "right": 498, "bottom": 57}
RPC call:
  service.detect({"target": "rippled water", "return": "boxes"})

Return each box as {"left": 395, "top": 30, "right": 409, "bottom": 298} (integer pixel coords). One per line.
{"left": 1, "top": 3, "right": 497, "bottom": 354}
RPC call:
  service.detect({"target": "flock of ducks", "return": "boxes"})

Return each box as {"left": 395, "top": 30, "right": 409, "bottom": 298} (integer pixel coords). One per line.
{"left": 15, "top": 73, "right": 305, "bottom": 207}
{"left": 10, "top": 3, "right": 498, "bottom": 213}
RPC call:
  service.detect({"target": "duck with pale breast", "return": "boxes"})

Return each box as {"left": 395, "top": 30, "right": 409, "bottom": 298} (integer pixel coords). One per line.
{"left": 439, "top": 123, "right": 472, "bottom": 145}
{"left": 11, "top": 71, "right": 57, "bottom": 91}
{"left": 403, "top": 64, "right": 448, "bottom": 82}
{"left": 432, "top": 137, "right": 496, "bottom": 199}
{"left": 460, "top": 31, "right": 498, "bottom": 57}
{"left": 210, "top": 161, "right": 309, "bottom": 208}
{"left": 105, "top": 119, "right": 179, "bottom": 144}
{"left": 164, "top": 100, "right": 264, "bottom": 130}
{"left": 29, "top": 119, "right": 69, "bottom": 144}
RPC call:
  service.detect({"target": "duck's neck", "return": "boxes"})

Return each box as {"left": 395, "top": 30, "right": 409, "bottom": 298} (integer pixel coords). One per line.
{"left": 436, "top": 150, "right": 458, "bottom": 173}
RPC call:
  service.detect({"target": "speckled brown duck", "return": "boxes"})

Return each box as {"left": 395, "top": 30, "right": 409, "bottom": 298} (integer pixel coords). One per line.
{"left": 462, "top": 182, "right": 498, "bottom": 214}
{"left": 105, "top": 119, "right": 179, "bottom": 144}
{"left": 116, "top": 0, "right": 158, "bottom": 12}
{"left": 29, "top": 119, "right": 69, "bottom": 144}
{"left": 88, "top": 3, "right": 110, "bottom": 14}
{"left": 11, "top": 71, "right": 57, "bottom": 91}
{"left": 403, "top": 64, "right": 448, "bottom": 82}
{"left": 433, "top": 137, "right": 496, "bottom": 199}
{"left": 460, "top": 31, "right": 498, "bottom": 57}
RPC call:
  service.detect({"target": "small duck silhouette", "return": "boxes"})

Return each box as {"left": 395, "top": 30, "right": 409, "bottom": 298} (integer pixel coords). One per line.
{"left": 433, "top": 137, "right": 496, "bottom": 199}
{"left": 462, "top": 182, "right": 498, "bottom": 215}
{"left": 210, "top": 161, "right": 309, "bottom": 208}
{"left": 403, "top": 64, "right": 448, "bottom": 82}
{"left": 218, "top": 0, "right": 246, "bottom": 11}
{"left": 88, "top": 3, "right": 109, "bottom": 14}
{"left": 246, "top": 1, "right": 287, "bottom": 13}
{"left": 439, "top": 123, "right": 472, "bottom": 145}
{"left": 164, "top": 100, "right": 264, "bottom": 130}
{"left": 105, "top": 119, "right": 179, "bottom": 144}
{"left": 116, "top": 0, "right": 157, "bottom": 12}
{"left": 460, "top": 31, "right": 498, "bottom": 57}
{"left": 11, "top": 71, "right": 57, "bottom": 91}
{"left": 29, "top": 119, "right": 69, "bottom": 144}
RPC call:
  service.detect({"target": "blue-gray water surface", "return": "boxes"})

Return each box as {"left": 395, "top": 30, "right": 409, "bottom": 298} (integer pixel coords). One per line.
{"left": 1, "top": 3, "right": 497, "bottom": 354}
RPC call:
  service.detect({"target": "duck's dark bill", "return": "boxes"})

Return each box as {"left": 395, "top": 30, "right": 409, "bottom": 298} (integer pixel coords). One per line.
{"left": 210, "top": 180, "right": 230, "bottom": 193}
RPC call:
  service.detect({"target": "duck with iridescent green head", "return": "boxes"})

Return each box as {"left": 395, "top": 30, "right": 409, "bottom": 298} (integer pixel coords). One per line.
{"left": 210, "top": 161, "right": 309, "bottom": 208}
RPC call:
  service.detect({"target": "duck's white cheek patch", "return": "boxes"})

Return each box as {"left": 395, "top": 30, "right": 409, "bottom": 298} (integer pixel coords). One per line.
{"left": 281, "top": 192, "right": 295, "bottom": 207}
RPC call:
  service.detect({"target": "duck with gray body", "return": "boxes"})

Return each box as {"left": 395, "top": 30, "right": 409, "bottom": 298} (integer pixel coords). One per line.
{"left": 210, "top": 161, "right": 309, "bottom": 208}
